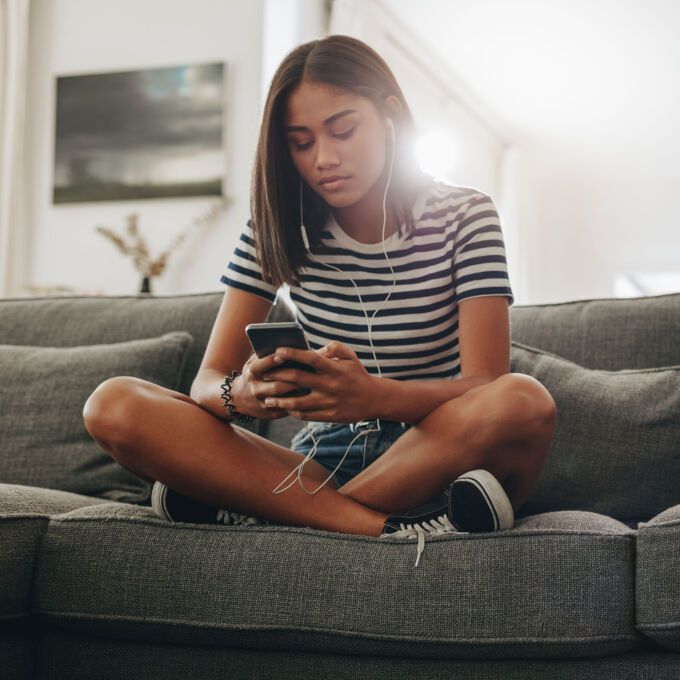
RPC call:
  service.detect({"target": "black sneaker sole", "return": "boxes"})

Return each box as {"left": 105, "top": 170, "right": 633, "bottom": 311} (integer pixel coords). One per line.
{"left": 449, "top": 469, "right": 514, "bottom": 532}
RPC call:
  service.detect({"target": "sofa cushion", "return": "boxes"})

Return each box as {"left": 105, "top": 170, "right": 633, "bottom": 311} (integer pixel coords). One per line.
{"left": 0, "top": 292, "right": 294, "bottom": 440}
{"left": 0, "top": 332, "right": 192, "bottom": 503}
{"left": 0, "top": 293, "right": 221, "bottom": 397}
{"left": 0, "top": 634, "right": 34, "bottom": 680}
{"left": 510, "top": 341, "right": 680, "bottom": 522}
{"left": 33, "top": 503, "right": 641, "bottom": 660}
{"left": 636, "top": 504, "right": 680, "bottom": 652}
{"left": 0, "top": 484, "right": 110, "bottom": 621}
{"left": 509, "top": 292, "right": 680, "bottom": 370}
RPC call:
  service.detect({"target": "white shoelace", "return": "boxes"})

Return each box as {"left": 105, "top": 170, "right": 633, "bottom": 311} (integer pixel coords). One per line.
{"left": 386, "top": 514, "right": 460, "bottom": 567}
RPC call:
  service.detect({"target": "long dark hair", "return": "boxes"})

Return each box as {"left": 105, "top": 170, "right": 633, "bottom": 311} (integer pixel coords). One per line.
{"left": 251, "top": 34, "right": 432, "bottom": 287}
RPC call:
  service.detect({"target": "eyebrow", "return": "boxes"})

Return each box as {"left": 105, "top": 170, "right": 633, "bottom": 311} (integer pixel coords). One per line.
{"left": 284, "top": 109, "right": 357, "bottom": 133}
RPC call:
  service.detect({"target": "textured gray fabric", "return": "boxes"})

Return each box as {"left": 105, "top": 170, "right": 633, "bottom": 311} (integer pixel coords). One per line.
{"left": 510, "top": 341, "right": 680, "bottom": 522}
{"left": 36, "top": 632, "right": 677, "bottom": 680}
{"left": 3, "top": 291, "right": 677, "bottom": 444}
{"left": 3, "top": 292, "right": 679, "bottom": 671}
{"left": 0, "top": 332, "right": 192, "bottom": 503}
{"left": 33, "top": 502, "right": 639, "bottom": 660}
{"left": 636, "top": 504, "right": 680, "bottom": 652}
{"left": 509, "top": 292, "right": 680, "bottom": 370}
{"left": 0, "top": 292, "right": 293, "bottom": 439}
{"left": 0, "top": 484, "right": 110, "bottom": 619}
{"left": 0, "top": 632, "right": 34, "bottom": 680}
{"left": 0, "top": 483, "right": 110, "bottom": 515}
{"left": 0, "top": 293, "right": 220, "bottom": 396}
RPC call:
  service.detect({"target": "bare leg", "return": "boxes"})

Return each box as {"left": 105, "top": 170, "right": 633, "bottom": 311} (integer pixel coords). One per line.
{"left": 83, "top": 377, "right": 389, "bottom": 536}
{"left": 337, "top": 373, "right": 557, "bottom": 515}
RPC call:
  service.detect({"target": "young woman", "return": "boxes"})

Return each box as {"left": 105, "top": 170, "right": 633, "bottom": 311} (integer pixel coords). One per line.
{"left": 83, "top": 36, "right": 556, "bottom": 562}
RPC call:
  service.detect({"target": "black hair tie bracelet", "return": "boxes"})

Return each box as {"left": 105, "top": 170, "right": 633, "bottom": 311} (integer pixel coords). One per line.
{"left": 220, "top": 370, "right": 255, "bottom": 423}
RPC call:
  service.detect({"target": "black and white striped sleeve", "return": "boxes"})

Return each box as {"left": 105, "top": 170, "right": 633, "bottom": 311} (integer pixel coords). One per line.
{"left": 220, "top": 220, "right": 279, "bottom": 302}
{"left": 452, "top": 193, "right": 514, "bottom": 306}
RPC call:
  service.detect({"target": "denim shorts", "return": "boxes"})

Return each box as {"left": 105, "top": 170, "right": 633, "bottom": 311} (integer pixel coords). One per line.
{"left": 290, "top": 419, "right": 412, "bottom": 489}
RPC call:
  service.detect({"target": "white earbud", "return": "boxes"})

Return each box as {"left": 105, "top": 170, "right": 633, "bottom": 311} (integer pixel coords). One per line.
{"left": 299, "top": 176, "right": 311, "bottom": 251}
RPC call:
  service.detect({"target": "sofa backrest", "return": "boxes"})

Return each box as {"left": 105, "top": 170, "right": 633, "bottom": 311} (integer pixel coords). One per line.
{"left": 0, "top": 292, "right": 224, "bottom": 396}
{"left": 3, "top": 290, "right": 678, "bottom": 519}
{"left": 509, "top": 293, "right": 680, "bottom": 370}
{"left": 2, "top": 291, "right": 678, "bottom": 395}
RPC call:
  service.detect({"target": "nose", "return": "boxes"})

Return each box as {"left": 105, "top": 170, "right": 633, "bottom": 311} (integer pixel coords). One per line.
{"left": 315, "top": 136, "right": 340, "bottom": 170}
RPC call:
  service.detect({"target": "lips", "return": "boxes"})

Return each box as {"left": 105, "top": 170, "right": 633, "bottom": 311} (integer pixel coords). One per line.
{"left": 319, "top": 175, "right": 349, "bottom": 189}
{"left": 319, "top": 175, "right": 347, "bottom": 184}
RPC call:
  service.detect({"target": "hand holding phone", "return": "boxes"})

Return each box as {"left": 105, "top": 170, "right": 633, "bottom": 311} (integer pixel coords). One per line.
{"left": 245, "top": 322, "right": 315, "bottom": 396}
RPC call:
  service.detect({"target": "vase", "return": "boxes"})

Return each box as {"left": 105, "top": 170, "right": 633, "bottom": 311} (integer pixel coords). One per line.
{"left": 140, "top": 276, "right": 152, "bottom": 294}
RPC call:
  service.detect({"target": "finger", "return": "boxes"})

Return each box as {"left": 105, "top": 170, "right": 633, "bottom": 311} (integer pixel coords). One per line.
{"left": 260, "top": 368, "right": 319, "bottom": 388}
{"left": 274, "top": 347, "right": 327, "bottom": 372}
{"left": 288, "top": 410, "right": 335, "bottom": 421}
{"left": 264, "top": 393, "right": 322, "bottom": 411}
{"left": 249, "top": 352, "right": 288, "bottom": 379}
{"left": 254, "top": 381, "right": 302, "bottom": 399}
{"left": 321, "top": 340, "right": 357, "bottom": 361}
{"left": 315, "top": 346, "right": 339, "bottom": 363}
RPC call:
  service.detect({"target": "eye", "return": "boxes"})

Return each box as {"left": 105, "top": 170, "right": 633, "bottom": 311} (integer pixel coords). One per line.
{"left": 334, "top": 127, "right": 355, "bottom": 140}
{"left": 293, "top": 141, "right": 312, "bottom": 151}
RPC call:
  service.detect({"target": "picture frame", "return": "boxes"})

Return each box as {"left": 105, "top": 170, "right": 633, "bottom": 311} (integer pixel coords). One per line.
{"left": 52, "top": 62, "right": 225, "bottom": 204}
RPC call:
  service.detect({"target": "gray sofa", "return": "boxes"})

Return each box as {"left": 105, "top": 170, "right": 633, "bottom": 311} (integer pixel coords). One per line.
{"left": 2, "top": 290, "right": 679, "bottom": 679}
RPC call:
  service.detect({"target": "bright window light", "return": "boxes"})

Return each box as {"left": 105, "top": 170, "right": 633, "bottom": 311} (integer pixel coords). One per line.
{"left": 614, "top": 272, "right": 680, "bottom": 298}
{"left": 415, "top": 130, "right": 457, "bottom": 182}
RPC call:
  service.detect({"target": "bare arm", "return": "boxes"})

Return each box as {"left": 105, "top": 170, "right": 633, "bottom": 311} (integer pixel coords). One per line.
{"left": 189, "top": 286, "right": 288, "bottom": 421}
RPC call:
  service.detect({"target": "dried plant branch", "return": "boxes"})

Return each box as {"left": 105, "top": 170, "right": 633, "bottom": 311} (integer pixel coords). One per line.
{"left": 95, "top": 199, "right": 227, "bottom": 280}
{"left": 95, "top": 227, "right": 137, "bottom": 257}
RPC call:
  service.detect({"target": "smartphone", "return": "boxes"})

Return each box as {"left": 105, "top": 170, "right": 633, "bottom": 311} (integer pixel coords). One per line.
{"left": 245, "top": 322, "right": 315, "bottom": 397}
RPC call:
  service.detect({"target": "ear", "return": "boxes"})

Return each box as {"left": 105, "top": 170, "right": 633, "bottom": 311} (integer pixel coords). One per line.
{"left": 383, "top": 95, "right": 404, "bottom": 126}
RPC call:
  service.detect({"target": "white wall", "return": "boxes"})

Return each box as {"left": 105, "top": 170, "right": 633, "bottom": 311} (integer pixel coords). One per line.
{"left": 329, "top": 0, "right": 524, "bottom": 301}
{"left": 330, "top": 0, "right": 509, "bottom": 198}
{"left": 371, "top": 0, "right": 680, "bottom": 305}
{"left": 261, "top": 0, "right": 329, "bottom": 108}
{"left": 21, "top": 0, "right": 265, "bottom": 296}
{"left": 23, "top": 0, "right": 675, "bottom": 303}
{"left": 515, "top": 146, "right": 680, "bottom": 303}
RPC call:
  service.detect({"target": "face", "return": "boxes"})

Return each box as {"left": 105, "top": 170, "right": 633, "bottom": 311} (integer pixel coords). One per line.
{"left": 283, "top": 80, "right": 390, "bottom": 209}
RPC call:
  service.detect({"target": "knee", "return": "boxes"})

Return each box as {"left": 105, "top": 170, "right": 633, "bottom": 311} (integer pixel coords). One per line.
{"left": 83, "top": 376, "right": 149, "bottom": 445}
{"left": 426, "top": 373, "right": 556, "bottom": 452}
{"left": 495, "top": 373, "right": 557, "bottom": 432}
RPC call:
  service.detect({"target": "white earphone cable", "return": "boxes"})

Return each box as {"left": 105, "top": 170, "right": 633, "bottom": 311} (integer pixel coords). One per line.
{"left": 272, "top": 120, "right": 398, "bottom": 495}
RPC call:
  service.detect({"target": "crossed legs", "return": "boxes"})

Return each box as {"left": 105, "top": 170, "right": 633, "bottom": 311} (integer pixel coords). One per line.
{"left": 83, "top": 373, "right": 556, "bottom": 537}
{"left": 337, "top": 373, "right": 556, "bottom": 514}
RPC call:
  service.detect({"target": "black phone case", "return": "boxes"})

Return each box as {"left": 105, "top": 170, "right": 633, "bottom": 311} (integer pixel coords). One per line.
{"left": 246, "top": 324, "right": 314, "bottom": 397}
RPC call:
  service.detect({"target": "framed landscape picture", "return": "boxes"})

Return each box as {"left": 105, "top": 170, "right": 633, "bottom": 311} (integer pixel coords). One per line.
{"left": 53, "top": 62, "right": 224, "bottom": 203}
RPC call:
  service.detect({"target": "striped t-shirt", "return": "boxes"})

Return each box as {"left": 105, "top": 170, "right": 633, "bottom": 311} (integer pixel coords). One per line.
{"left": 221, "top": 181, "right": 514, "bottom": 381}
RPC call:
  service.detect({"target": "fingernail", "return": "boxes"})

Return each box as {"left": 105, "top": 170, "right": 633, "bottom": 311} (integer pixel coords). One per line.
{"left": 277, "top": 347, "right": 289, "bottom": 356}
{"left": 265, "top": 398, "right": 276, "bottom": 407}
{"left": 262, "top": 374, "right": 271, "bottom": 381}
{"left": 273, "top": 354, "right": 284, "bottom": 363}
